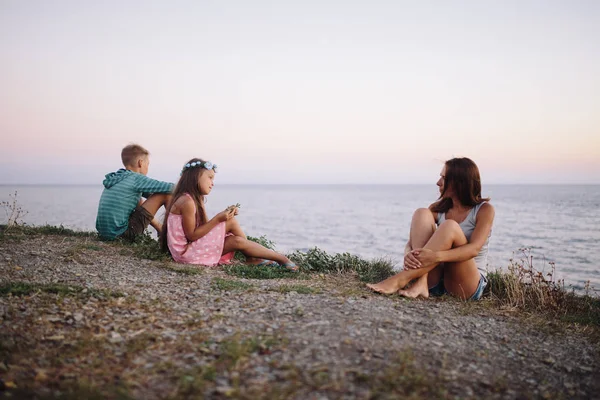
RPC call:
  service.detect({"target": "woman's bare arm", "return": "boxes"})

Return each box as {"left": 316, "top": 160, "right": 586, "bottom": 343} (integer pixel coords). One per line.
{"left": 433, "top": 203, "right": 495, "bottom": 264}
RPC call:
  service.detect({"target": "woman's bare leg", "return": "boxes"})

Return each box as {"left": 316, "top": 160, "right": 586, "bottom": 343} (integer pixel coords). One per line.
{"left": 400, "top": 209, "right": 445, "bottom": 298}
{"left": 367, "top": 208, "right": 440, "bottom": 295}
{"left": 367, "top": 219, "right": 480, "bottom": 298}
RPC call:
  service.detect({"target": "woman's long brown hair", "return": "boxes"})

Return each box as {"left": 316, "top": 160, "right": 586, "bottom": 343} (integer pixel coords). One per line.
{"left": 160, "top": 158, "right": 209, "bottom": 252}
{"left": 431, "top": 157, "right": 490, "bottom": 214}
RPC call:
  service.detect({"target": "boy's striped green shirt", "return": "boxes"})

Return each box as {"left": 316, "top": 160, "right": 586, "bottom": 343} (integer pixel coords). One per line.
{"left": 96, "top": 169, "right": 174, "bottom": 240}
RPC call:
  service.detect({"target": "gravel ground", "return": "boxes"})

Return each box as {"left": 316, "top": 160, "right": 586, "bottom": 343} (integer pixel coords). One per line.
{"left": 1, "top": 234, "right": 599, "bottom": 399}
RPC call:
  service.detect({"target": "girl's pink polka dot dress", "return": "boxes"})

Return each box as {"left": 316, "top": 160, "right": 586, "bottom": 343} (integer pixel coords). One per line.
{"left": 166, "top": 195, "right": 234, "bottom": 266}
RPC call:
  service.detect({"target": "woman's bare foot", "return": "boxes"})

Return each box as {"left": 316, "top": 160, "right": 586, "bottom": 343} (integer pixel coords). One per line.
{"left": 366, "top": 274, "right": 408, "bottom": 295}
{"left": 397, "top": 276, "right": 430, "bottom": 299}
{"left": 398, "top": 285, "right": 429, "bottom": 299}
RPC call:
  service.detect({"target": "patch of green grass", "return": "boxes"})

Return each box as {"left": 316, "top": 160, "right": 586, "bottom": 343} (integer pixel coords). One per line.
{"left": 218, "top": 334, "right": 281, "bottom": 367}
{"left": 174, "top": 333, "right": 283, "bottom": 398}
{"left": 223, "top": 264, "right": 307, "bottom": 280}
{"left": 0, "top": 225, "right": 97, "bottom": 242}
{"left": 211, "top": 278, "right": 253, "bottom": 292}
{"left": 272, "top": 285, "right": 320, "bottom": 294}
{"left": 357, "top": 349, "right": 449, "bottom": 399}
{"left": 12, "top": 224, "right": 96, "bottom": 237}
{"left": 125, "top": 333, "right": 159, "bottom": 354}
{"left": 0, "top": 282, "right": 124, "bottom": 299}
{"left": 116, "top": 232, "right": 171, "bottom": 262}
{"left": 288, "top": 248, "right": 395, "bottom": 283}
{"left": 177, "top": 365, "right": 216, "bottom": 396}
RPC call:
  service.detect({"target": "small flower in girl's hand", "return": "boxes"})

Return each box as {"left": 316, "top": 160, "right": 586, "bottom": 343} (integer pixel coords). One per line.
{"left": 226, "top": 203, "right": 241, "bottom": 215}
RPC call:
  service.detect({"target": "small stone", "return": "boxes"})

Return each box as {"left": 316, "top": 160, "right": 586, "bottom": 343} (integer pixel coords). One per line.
{"left": 543, "top": 357, "right": 555, "bottom": 365}
{"left": 109, "top": 332, "right": 123, "bottom": 344}
{"left": 216, "top": 385, "right": 234, "bottom": 395}
{"left": 35, "top": 370, "right": 49, "bottom": 382}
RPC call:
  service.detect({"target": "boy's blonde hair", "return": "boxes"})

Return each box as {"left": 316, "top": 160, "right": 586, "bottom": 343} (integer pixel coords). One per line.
{"left": 121, "top": 144, "right": 149, "bottom": 167}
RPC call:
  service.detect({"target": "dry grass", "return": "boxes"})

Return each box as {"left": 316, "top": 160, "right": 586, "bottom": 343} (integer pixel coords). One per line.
{"left": 487, "top": 248, "right": 600, "bottom": 327}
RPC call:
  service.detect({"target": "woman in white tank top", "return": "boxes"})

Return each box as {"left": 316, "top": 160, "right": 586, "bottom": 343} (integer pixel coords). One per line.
{"left": 367, "top": 157, "right": 495, "bottom": 300}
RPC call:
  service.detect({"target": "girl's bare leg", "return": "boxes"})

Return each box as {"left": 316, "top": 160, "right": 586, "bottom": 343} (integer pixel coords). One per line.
{"left": 222, "top": 236, "right": 294, "bottom": 267}
{"left": 224, "top": 218, "right": 262, "bottom": 264}
{"left": 225, "top": 218, "right": 246, "bottom": 239}
{"left": 367, "top": 219, "right": 481, "bottom": 299}
{"left": 367, "top": 208, "right": 440, "bottom": 295}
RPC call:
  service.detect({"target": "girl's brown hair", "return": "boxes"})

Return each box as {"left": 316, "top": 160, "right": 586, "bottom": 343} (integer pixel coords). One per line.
{"left": 160, "top": 158, "right": 209, "bottom": 252}
{"left": 431, "top": 157, "right": 490, "bottom": 214}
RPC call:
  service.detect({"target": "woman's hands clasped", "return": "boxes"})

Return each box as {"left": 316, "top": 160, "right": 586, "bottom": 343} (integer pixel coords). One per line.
{"left": 404, "top": 248, "right": 438, "bottom": 270}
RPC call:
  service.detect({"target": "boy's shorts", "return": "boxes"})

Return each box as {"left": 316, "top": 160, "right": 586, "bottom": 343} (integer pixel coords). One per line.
{"left": 121, "top": 206, "right": 153, "bottom": 241}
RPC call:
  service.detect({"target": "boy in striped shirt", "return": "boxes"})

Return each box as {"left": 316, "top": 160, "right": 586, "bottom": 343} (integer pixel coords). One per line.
{"left": 96, "top": 144, "right": 174, "bottom": 240}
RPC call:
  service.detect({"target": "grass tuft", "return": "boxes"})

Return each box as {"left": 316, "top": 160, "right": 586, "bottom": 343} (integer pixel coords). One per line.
{"left": 355, "top": 349, "right": 449, "bottom": 398}
{"left": 272, "top": 285, "right": 320, "bottom": 294}
{"left": 288, "top": 248, "right": 395, "bottom": 283}
{"left": 211, "top": 278, "right": 253, "bottom": 292}
{"left": 223, "top": 264, "right": 307, "bottom": 280}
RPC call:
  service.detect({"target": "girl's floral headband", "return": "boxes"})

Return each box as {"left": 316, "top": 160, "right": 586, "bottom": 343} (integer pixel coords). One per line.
{"left": 182, "top": 160, "right": 218, "bottom": 175}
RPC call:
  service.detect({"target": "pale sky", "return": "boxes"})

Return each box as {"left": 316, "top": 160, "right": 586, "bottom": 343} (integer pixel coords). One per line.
{"left": 1, "top": 0, "right": 599, "bottom": 184}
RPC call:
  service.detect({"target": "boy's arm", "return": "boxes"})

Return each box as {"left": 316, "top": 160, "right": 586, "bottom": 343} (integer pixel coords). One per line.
{"left": 134, "top": 175, "right": 174, "bottom": 197}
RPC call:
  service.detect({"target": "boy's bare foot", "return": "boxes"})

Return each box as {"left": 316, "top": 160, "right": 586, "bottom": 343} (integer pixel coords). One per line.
{"left": 366, "top": 275, "right": 406, "bottom": 295}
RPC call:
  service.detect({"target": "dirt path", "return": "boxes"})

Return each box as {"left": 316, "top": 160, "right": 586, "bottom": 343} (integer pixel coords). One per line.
{"left": 1, "top": 234, "right": 598, "bottom": 399}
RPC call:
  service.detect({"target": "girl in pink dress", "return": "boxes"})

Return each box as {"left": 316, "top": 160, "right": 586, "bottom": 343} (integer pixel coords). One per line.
{"left": 159, "top": 158, "right": 298, "bottom": 270}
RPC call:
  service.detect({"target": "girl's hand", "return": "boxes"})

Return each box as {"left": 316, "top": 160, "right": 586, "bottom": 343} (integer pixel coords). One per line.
{"left": 413, "top": 248, "right": 438, "bottom": 267}
{"left": 226, "top": 203, "right": 241, "bottom": 216}
{"left": 216, "top": 209, "right": 235, "bottom": 222}
{"left": 404, "top": 250, "right": 422, "bottom": 269}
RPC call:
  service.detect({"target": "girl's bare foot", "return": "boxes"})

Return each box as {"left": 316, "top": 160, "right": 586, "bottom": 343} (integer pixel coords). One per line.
{"left": 246, "top": 257, "right": 276, "bottom": 266}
